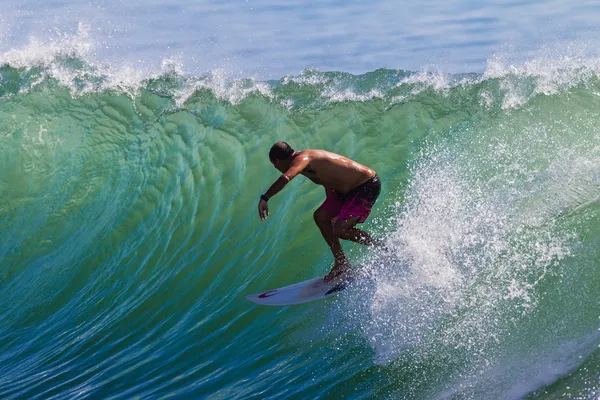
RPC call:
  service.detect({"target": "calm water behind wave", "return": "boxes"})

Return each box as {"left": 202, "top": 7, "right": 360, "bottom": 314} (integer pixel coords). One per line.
{"left": 2, "top": 0, "right": 600, "bottom": 78}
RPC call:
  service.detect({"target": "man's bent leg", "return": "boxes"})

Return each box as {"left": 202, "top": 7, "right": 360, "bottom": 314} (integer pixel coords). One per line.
{"left": 314, "top": 208, "right": 350, "bottom": 276}
{"left": 320, "top": 217, "right": 366, "bottom": 282}
{"left": 339, "top": 226, "right": 385, "bottom": 247}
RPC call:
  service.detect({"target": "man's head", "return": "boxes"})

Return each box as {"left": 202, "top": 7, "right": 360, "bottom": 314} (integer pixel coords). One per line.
{"left": 269, "top": 141, "right": 295, "bottom": 172}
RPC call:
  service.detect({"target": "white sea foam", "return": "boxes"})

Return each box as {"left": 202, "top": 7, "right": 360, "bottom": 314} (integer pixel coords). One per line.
{"left": 438, "top": 331, "right": 600, "bottom": 399}
{"left": 0, "top": 23, "right": 93, "bottom": 69}
{"left": 348, "top": 121, "right": 577, "bottom": 388}
{"left": 0, "top": 25, "right": 274, "bottom": 105}
{"left": 323, "top": 87, "right": 384, "bottom": 103}
{"left": 483, "top": 45, "right": 600, "bottom": 109}
{"left": 281, "top": 69, "right": 329, "bottom": 87}
{"left": 396, "top": 65, "right": 482, "bottom": 95}
{"left": 173, "top": 69, "right": 273, "bottom": 106}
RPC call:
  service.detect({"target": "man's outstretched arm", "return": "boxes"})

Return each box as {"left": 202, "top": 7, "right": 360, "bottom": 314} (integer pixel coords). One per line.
{"left": 263, "top": 175, "right": 291, "bottom": 200}
{"left": 258, "top": 156, "right": 311, "bottom": 220}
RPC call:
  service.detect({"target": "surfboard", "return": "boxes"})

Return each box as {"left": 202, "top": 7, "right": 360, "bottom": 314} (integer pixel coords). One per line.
{"left": 245, "top": 275, "right": 353, "bottom": 306}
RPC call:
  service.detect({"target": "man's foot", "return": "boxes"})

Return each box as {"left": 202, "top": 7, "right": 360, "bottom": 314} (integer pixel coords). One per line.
{"left": 324, "top": 264, "right": 353, "bottom": 284}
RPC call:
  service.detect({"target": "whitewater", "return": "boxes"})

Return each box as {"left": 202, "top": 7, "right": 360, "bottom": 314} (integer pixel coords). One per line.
{"left": 3, "top": 2, "right": 600, "bottom": 399}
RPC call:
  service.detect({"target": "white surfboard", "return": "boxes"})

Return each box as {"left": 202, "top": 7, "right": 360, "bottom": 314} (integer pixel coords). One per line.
{"left": 245, "top": 275, "right": 353, "bottom": 306}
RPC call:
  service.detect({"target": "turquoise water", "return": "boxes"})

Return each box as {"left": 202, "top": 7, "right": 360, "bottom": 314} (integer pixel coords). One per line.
{"left": 3, "top": 53, "right": 600, "bottom": 399}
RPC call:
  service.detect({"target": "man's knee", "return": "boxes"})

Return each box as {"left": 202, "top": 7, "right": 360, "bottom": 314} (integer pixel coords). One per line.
{"left": 314, "top": 208, "right": 332, "bottom": 227}
{"left": 332, "top": 219, "right": 346, "bottom": 237}
{"left": 332, "top": 217, "right": 360, "bottom": 237}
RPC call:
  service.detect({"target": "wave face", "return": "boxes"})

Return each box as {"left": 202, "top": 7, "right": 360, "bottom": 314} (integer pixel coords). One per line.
{"left": 3, "top": 51, "right": 600, "bottom": 399}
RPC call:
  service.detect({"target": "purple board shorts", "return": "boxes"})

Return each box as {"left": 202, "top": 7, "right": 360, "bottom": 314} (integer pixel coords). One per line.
{"left": 318, "top": 175, "right": 381, "bottom": 223}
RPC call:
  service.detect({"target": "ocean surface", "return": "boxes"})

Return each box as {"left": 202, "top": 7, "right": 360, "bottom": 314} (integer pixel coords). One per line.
{"left": 3, "top": 1, "right": 600, "bottom": 399}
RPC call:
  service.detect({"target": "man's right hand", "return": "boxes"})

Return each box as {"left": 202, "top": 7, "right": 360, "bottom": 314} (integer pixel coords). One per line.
{"left": 258, "top": 199, "right": 269, "bottom": 220}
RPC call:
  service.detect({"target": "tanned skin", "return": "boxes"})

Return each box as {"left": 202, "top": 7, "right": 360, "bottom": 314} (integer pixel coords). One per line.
{"left": 258, "top": 149, "right": 382, "bottom": 283}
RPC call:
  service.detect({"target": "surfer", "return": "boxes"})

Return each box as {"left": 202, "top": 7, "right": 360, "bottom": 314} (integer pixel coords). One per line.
{"left": 258, "top": 141, "right": 383, "bottom": 283}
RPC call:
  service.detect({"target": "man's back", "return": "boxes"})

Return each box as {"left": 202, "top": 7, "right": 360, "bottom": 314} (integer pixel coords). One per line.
{"left": 298, "top": 149, "right": 375, "bottom": 193}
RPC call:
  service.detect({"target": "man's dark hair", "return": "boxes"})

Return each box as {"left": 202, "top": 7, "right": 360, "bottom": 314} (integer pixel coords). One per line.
{"left": 269, "top": 142, "right": 295, "bottom": 162}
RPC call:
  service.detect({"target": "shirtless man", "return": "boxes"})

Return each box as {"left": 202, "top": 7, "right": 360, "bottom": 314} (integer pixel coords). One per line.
{"left": 258, "top": 141, "right": 382, "bottom": 282}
